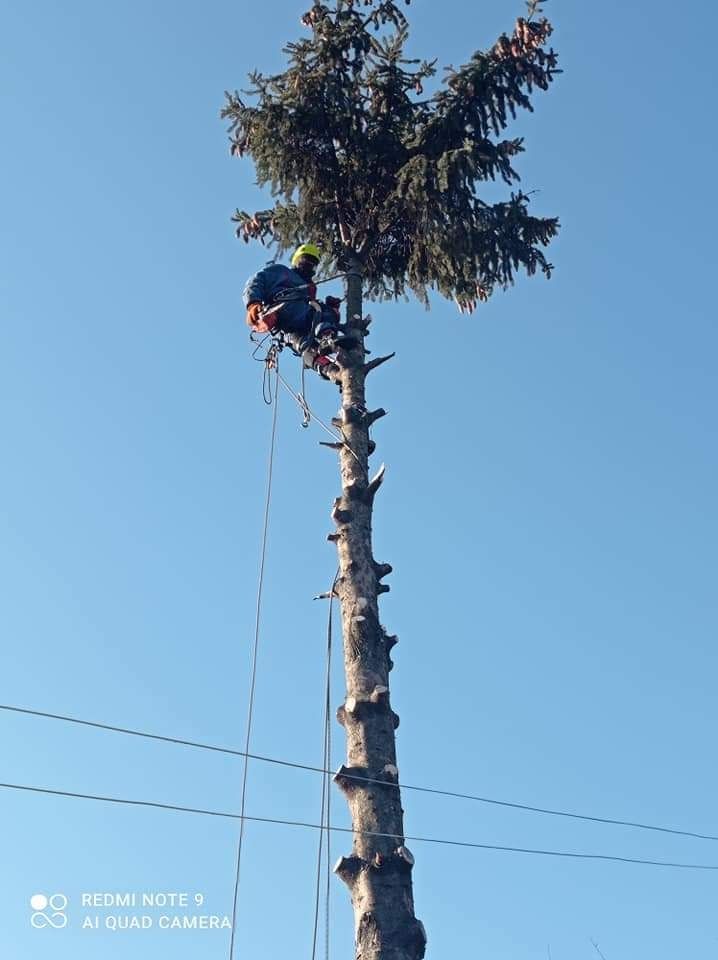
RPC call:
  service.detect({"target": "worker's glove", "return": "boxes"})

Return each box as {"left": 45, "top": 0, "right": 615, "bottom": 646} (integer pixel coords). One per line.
{"left": 246, "top": 301, "right": 276, "bottom": 333}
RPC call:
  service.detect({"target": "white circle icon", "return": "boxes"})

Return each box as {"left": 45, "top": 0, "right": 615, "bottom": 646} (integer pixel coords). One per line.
{"left": 30, "top": 895, "right": 48, "bottom": 911}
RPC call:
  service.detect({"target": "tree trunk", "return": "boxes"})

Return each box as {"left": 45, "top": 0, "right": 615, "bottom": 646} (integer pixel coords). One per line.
{"left": 329, "top": 257, "right": 426, "bottom": 960}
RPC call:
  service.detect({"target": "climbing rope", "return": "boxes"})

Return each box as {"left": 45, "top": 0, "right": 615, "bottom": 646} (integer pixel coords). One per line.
{"left": 311, "top": 570, "right": 339, "bottom": 960}
{"left": 238, "top": 327, "right": 367, "bottom": 960}
{"left": 274, "top": 367, "right": 363, "bottom": 467}
{"left": 271, "top": 366, "right": 359, "bottom": 464}
{"left": 228, "top": 365, "right": 280, "bottom": 960}
{"left": 323, "top": 581, "right": 336, "bottom": 960}
{"left": 269, "top": 270, "right": 360, "bottom": 302}
{"left": 299, "top": 361, "right": 311, "bottom": 428}
{"left": 275, "top": 367, "right": 339, "bottom": 442}
{"left": 250, "top": 301, "right": 364, "bottom": 466}
{"left": 262, "top": 360, "right": 274, "bottom": 406}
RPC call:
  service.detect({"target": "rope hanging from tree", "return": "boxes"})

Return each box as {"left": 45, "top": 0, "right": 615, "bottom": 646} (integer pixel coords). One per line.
{"left": 228, "top": 359, "right": 338, "bottom": 960}
{"left": 228, "top": 365, "right": 279, "bottom": 960}
{"left": 311, "top": 570, "right": 339, "bottom": 960}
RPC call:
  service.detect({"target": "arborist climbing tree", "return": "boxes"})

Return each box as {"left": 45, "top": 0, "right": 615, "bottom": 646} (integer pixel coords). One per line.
{"left": 224, "top": 1, "right": 560, "bottom": 958}
{"left": 244, "top": 242, "right": 358, "bottom": 378}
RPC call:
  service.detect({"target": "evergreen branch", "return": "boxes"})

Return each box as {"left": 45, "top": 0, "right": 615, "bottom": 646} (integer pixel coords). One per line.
{"left": 226, "top": 0, "right": 560, "bottom": 310}
{"left": 423, "top": 16, "right": 559, "bottom": 150}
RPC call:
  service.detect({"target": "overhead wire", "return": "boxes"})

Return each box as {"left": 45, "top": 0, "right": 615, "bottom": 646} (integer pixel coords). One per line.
{"left": 3, "top": 781, "right": 718, "bottom": 872}
{"left": 3, "top": 701, "right": 717, "bottom": 846}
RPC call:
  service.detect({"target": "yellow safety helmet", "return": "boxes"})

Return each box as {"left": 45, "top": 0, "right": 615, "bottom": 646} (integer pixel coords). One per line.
{"left": 291, "top": 243, "right": 321, "bottom": 267}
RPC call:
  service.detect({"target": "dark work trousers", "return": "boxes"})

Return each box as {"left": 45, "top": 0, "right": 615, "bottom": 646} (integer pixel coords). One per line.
{"left": 276, "top": 300, "right": 337, "bottom": 336}
{"left": 277, "top": 301, "right": 339, "bottom": 367}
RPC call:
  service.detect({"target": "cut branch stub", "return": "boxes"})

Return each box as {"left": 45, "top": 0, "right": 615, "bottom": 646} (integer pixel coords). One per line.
{"left": 313, "top": 589, "right": 338, "bottom": 600}
{"left": 366, "top": 407, "right": 387, "bottom": 426}
{"left": 345, "top": 479, "right": 366, "bottom": 501}
{"left": 337, "top": 348, "right": 362, "bottom": 371}
{"left": 396, "top": 845, "right": 415, "bottom": 868}
{"left": 338, "top": 693, "right": 394, "bottom": 723}
{"left": 324, "top": 364, "right": 343, "bottom": 385}
{"left": 367, "top": 462, "right": 386, "bottom": 500}
{"left": 333, "top": 763, "right": 367, "bottom": 793}
{"left": 331, "top": 498, "right": 353, "bottom": 525}
{"left": 342, "top": 403, "right": 369, "bottom": 426}
{"left": 374, "top": 562, "right": 393, "bottom": 580}
{"left": 383, "top": 633, "right": 399, "bottom": 652}
{"left": 333, "top": 855, "right": 362, "bottom": 883}
{"left": 364, "top": 352, "right": 396, "bottom": 374}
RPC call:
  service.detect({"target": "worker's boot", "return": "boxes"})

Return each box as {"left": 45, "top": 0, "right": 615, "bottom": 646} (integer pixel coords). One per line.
{"left": 284, "top": 331, "right": 310, "bottom": 355}
{"left": 315, "top": 321, "right": 358, "bottom": 352}
{"left": 301, "top": 343, "right": 340, "bottom": 380}
{"left": 313, "top": 354, "right": 341, "bottom": 380}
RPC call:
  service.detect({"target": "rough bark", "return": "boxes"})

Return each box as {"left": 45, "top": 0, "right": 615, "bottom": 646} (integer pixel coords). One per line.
{"left": 330, "top": 256, "right": 425, "bottom": 960}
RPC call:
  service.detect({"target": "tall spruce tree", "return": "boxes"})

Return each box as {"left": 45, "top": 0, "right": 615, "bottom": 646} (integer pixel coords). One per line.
{"left": 224, "top": 2, "right": 559, "bottom": 957}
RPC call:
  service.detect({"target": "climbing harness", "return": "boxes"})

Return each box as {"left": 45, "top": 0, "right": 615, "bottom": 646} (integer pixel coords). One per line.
{"left": 257, "top": 271, "right": 351, "bottom": 329}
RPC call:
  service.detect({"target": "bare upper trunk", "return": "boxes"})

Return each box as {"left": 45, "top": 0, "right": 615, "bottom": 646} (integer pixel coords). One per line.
{"left": 329, "top": 257, "right": 425, "bottom": 960}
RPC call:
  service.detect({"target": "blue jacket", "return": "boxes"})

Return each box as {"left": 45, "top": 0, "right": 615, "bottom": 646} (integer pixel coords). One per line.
{"left": 243, "top": 263, "right": 315, "bottom": 331}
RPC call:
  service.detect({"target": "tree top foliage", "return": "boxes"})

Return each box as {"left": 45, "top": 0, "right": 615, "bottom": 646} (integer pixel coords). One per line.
{"left": 223, "top": 0, "right": 560, "bottom": 311}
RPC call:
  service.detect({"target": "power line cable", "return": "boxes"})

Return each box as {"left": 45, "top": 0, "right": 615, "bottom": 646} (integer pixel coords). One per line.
{"left": 229, "top": 367, "right": 279, "bottom": 960}
{"left": 3, "top": 701, "right": 717, "bottom": 846}
{"left": 3, "top": 781, "right": 718, "bottom": 872}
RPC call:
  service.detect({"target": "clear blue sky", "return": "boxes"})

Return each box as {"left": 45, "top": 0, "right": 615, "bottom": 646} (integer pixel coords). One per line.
{"left": 2, "top": 1, "right": 717, "bottom": 957}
